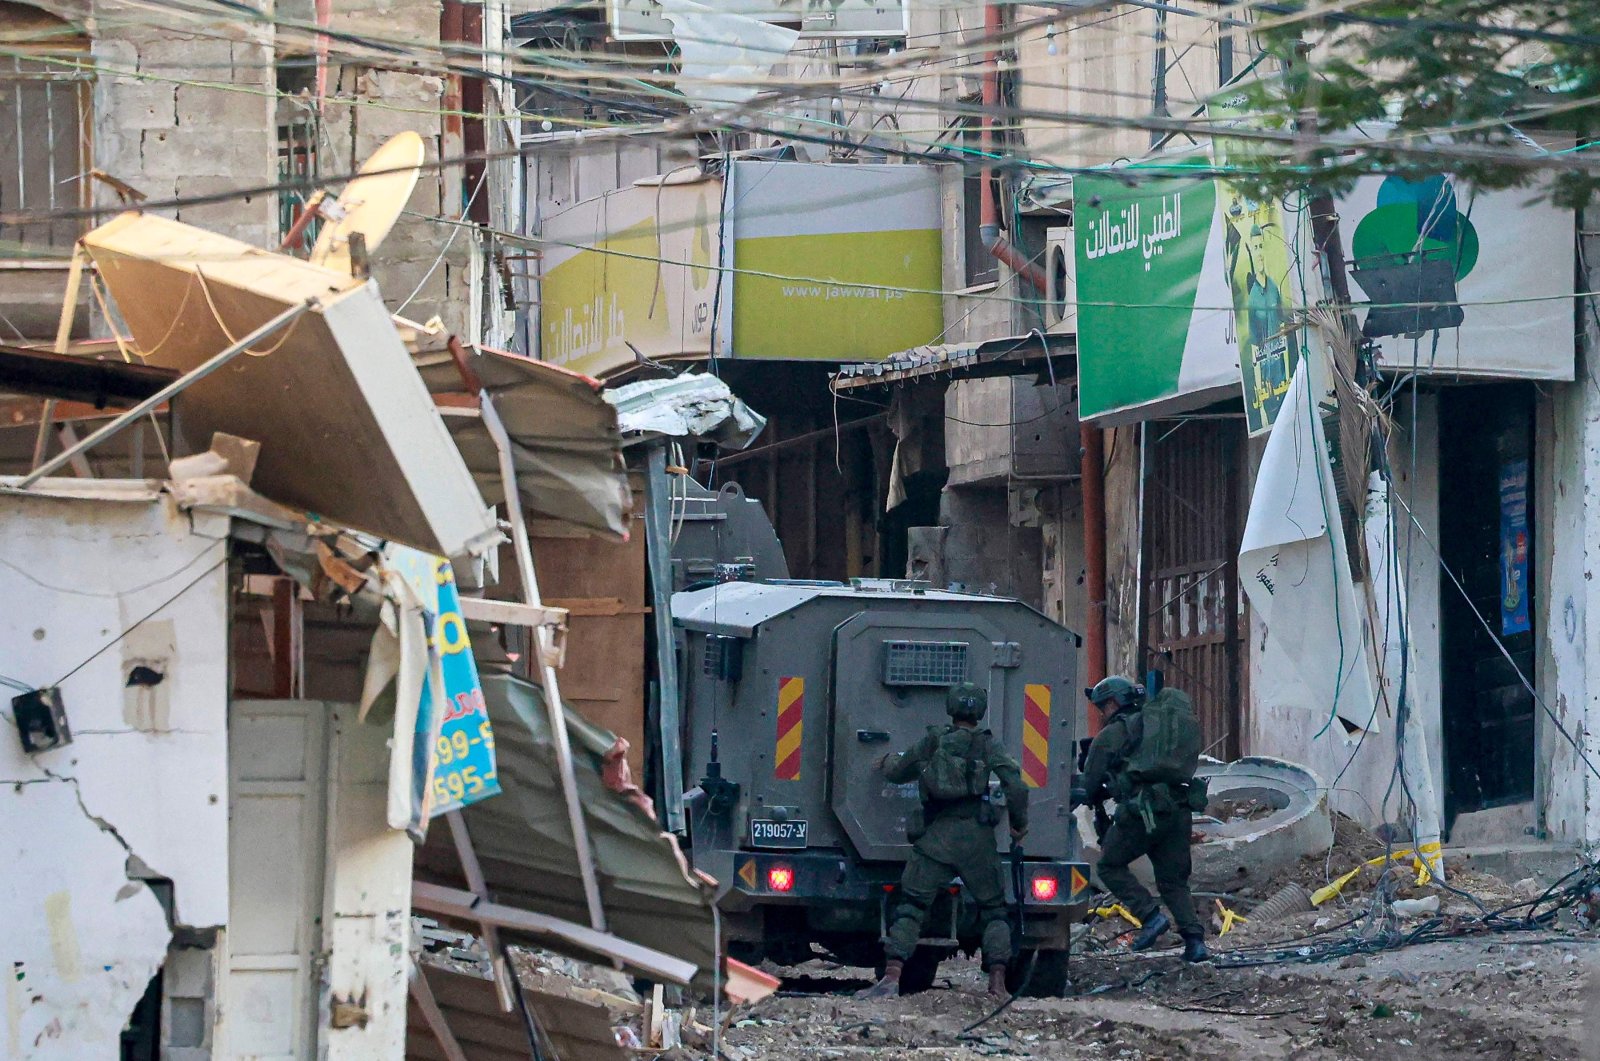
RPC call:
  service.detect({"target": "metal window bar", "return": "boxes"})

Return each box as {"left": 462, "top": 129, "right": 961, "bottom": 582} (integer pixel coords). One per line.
{"left": 0, "top": 54, "right": 91, "bottom": 254}
{"left": 277, "top": 115, "right": 320, "bottom": 254}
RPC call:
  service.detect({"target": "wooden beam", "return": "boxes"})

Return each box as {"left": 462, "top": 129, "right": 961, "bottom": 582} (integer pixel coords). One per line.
{"left": 409, "top": 962, "right": 471, "bottom": 1061}
{"left": 445, "top": 810, "right": 517, "bottom": 1013}
{"left": 411, "top": 881, "right": 698, "bottom": 986}
{"left": 544, "top": 597, "right": 651, "bottom": 617}
{"left": 454, "top": 341, "right": 607, "bottom": 936}
{"left": 458, "top": 596, "right": 567, "bottom": 629}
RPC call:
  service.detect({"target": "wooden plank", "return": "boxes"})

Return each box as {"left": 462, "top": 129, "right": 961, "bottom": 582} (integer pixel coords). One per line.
{"left": 459, "top": 597, "right": 567, "bottom": 629}
{"left": 544, "top": 597, "right": 651, "bottom": 618}
{"left": 530, "top": 509, "right": 648, "bottom": 775}
{"left": 409, "top": 961, "right": 471, "bottom": 1061}
{"left": 411, "top": 881, "right": 697, "bottom": 985}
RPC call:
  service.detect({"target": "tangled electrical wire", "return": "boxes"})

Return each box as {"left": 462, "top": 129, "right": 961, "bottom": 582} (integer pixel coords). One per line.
{"left": 1210, "top": 861, "right": 1600, "bottom": 971}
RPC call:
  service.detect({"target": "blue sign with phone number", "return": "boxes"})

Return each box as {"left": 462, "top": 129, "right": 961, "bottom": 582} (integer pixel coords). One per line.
{"left": 388, "top": 547, "right": 502, "bottom": 816}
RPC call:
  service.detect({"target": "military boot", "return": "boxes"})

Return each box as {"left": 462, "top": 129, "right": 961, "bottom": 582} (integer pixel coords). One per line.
{"left": 1129, "top": 912, "right": 1171, "bottom": 952}
{"left": 1181, "top": 933, "right": 1211, "bottom": 963}
{"left": 856, "top": 960, "right": 903, "bottom": 999}
{"left": 987, "top": 964, "right": 1009, "bottom": 1000}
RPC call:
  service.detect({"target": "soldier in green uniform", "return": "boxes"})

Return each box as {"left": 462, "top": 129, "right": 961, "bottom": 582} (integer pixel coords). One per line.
{"left": 857, "top": 682, "right": 1029, "bottom": 999}
{"left": 1074, "top": 676, "right": 1210, "bottom": 963}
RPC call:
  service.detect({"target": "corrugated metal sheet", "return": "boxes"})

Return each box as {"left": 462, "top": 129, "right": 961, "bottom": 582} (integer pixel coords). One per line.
{"left": 415, "top": 345, "right": 632, "bottom": 541}
{"left": 415, "top": 674, "right": 719, "bottom": 991}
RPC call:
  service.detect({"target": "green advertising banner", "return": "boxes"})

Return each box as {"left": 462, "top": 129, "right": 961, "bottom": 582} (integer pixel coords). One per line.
{"left": 1074, "top": 172, "right": 1221, "bottom": 420}
{"left": 1212, "top": 95, "right": 1303, "bottom": 435}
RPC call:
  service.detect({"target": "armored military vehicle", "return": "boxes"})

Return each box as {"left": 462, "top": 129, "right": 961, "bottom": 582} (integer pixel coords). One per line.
{"left": 674, "top": 575, "right": 1088, "bottom": 996}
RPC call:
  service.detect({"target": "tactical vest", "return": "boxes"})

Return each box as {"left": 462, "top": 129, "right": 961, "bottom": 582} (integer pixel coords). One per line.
{"left": 919, "top": 727, "right": 993, "bottom": 803}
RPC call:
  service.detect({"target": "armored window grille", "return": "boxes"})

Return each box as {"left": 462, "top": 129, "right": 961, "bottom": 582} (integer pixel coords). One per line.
{"left": 0, "top": 12, "right": 91, "bottom": 256}
{"left": 702, "top": 634, "right": 743, "bottom": 682}
{"left": 882, "top": 640, "right": 969, "bottom": 687}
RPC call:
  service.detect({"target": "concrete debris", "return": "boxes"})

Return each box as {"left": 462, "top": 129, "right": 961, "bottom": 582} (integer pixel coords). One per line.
{"left": 1191, "top": 757, "right": 1335, "bottom": 890}
{"left": 413, "top": 917, "right": 724, "bottom": 1059}
{"left": 1391, "top": 895, "right": 1442, "bottom": 918}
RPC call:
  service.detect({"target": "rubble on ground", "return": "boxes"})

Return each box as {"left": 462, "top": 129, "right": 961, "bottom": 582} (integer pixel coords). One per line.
{"left": 709, "top": 819, "right": 1600, "bottom": 1061}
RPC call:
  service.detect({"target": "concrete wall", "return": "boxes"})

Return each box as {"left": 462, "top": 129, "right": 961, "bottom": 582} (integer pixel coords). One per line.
{"left": 928, "top": 485, "right": 1042, "bottom": 608}
{"left": 3, "top": 1, "right": 488, "bottom": 340}
{"left": 3, "top": 0, "right": 277, "bottom": 339}
{"left": 0, "top": 485, "right": 231, "bottom": 1059}
{"left": 1563, "top": 211, "right": 1600, "bottom": 852}
{"left": 319, "top": 0, "right": 476, "bottom": 335}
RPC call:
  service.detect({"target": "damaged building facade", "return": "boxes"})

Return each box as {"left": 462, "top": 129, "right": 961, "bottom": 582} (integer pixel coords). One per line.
{"left": 0, "top": 4, "right": 775, "bottom": 1058}
{"left": 513, "top": 0, "right": 1600, "bottom": 871}
{"left": 6, "top": 0, "right": 1600, "bottom": 1056}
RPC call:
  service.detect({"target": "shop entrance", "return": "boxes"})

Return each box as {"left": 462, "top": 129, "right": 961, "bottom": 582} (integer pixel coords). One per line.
{"left": 1437, "top": 383, "right": 1536, "bottom": 828}
{"left": 1140, "top": 417, "right": 1248, "bottom": 761}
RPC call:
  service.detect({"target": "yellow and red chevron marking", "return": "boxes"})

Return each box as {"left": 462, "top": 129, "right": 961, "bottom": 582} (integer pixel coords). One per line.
{"left": 1021, "top": 683, "right": 1051, "bottom": 788}
{"left": 775, "top": 676, "right": 804, "bottom": 781}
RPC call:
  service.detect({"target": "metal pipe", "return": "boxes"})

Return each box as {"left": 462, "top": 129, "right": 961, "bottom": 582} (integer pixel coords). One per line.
{"left": 1080, "top": 422, "right": 1107, "bottom": 736}
{"left": 978, "top": 2, "right": 1001, "bottom": 235}
{"left": 19, "top": 300, "right": 314, "bottom": 488}
{"left": 976, "top": 2, "right": 1048, "bottom": 293}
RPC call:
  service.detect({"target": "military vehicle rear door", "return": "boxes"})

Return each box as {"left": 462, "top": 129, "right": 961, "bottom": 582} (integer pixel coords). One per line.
{"left": 829, "top": 608, "right": 1012, "bottom": 861}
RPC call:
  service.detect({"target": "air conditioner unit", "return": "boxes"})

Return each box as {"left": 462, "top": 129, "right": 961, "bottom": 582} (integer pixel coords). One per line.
{"left": 1044, "top": 226, "right": 1076, "bottom": 335}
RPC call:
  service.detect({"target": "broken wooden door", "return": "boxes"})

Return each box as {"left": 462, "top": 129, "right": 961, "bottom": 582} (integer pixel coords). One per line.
{"left": 1139, "top": 418, "right": 1247, "bottom": 761}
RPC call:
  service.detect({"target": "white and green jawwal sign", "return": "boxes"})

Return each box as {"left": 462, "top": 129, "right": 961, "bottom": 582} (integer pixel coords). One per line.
{"left": 1074, "top": 121, "right": 1576, "bottom": 428}
{"left": 1074, "top": 160, "right": 1306, "bottom": 434}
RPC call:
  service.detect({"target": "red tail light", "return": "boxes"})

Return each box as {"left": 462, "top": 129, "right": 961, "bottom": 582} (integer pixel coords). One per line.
{"left": 1030, "top": 874, "right": 1060, "bottom": 902}
{"left": 767, "top": 866, "right": 795, "bottom": 892}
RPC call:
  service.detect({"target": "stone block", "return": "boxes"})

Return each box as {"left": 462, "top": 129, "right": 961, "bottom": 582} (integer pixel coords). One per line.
{"left": 173, "top": 83, "right": 274, "bottom": 136}
{"left": 137, "top": 128, "right": 273, "bottom": 184}
{"left": 104, "top": 77, "right": 179, "bottom": 131}
{"left": 174, "top": 176, "right": 275, "bottom": 241}
{"left": 133, "top": 36, "right": 235, "bottom": 74}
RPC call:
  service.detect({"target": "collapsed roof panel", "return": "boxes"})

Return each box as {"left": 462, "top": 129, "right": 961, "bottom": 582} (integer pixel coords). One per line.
{"left": 81, "top": 212, "right": 500, "bottom": 559}
{"left": 414, "top": 345, "right": 632, "bottom": 541}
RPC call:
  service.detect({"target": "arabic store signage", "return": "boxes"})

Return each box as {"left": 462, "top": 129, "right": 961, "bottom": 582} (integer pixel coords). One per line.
{"left": 1074, "top": 169, "right": 1242, "bottom": 424}
{"left": 1075, "top": 159, "right": 1574, "bottom": 425}
{"left": 539, "top": 161, "right": 943, "bottom": 375}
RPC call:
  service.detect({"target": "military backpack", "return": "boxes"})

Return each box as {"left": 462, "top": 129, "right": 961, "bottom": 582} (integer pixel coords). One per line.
{"left": 1122, "top": 688, "right": 1202, "bottom": 786}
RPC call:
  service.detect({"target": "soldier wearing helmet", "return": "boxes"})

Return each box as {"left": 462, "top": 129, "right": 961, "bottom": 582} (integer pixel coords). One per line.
{"left": 857, "top": 682, "right": 1029, "bottom": 1000}
{"left": 1074, "top": 675, "right": 1209, "bottom": 963}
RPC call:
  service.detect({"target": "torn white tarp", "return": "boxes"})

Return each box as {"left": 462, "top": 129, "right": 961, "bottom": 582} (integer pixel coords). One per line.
{"left": 604, "top": 373, "right": 766, "bottom": 449}
{"left": 658, "top": 0, "right": 800, "bottom": 113}
{"left": 81, "top": 213, "right": 500, "bottom": 559}
{"left": 1240, "top": 362, "right": 1379, "bottom": 735}
{"left": 362, "top": 564, "right": 448, "bottom": 840}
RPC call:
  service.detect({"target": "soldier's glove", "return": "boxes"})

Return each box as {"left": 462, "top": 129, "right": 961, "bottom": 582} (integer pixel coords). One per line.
{"left": 1093, "top": 803, "right": 1112, "bottom": 844}
{"left": 1069, "top": 784, "right": 1089, "bottom": 809}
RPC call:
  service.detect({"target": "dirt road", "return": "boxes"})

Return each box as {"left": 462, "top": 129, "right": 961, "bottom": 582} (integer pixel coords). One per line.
{"left": 724, "top": 935, "right": 1598, "bottom": 1060}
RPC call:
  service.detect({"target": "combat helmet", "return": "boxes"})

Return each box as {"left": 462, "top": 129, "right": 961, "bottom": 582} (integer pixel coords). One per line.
{"left": 1085, "top": 675, "right": 1146, "bottom": 712}
{"left": 946, "top": 682, "right": 988, "bottom": 721}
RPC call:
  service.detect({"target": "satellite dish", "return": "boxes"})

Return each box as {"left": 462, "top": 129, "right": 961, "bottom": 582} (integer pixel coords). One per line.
{"left": 309, "top": 130, "right": 426, "bottom": 274}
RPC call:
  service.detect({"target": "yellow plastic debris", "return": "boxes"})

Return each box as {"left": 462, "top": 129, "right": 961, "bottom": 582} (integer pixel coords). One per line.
{"left": 1091, "top": 904, "right": 1144, "bottom": 929}
{"left": 1312, "top": 846, "right": 1444, "bottom": 906}
{"left": 1214, "top": 899, "right": 1247, "bottom": 936}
